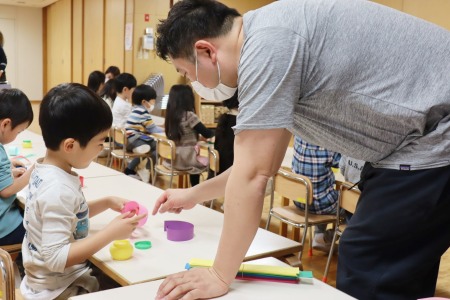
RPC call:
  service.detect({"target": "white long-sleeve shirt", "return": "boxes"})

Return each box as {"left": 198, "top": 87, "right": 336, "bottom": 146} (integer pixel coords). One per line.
{"left": 21, "top": 163, "right": 89, "bottom": 300}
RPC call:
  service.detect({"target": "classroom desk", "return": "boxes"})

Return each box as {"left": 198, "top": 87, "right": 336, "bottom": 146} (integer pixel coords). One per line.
{"left": 75, "top": 163, "right": 124, "bottom": 179}
{"left": 69, "top": 257, "right": 355, "bottom": 300}
{"left": 83, "top": 175, "right": 301, "bottom": 286}
{"left": 150, "top": 114, "right": 165, "bottom": 127}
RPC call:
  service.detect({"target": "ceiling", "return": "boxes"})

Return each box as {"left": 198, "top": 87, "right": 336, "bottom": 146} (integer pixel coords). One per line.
{"left": 0, "top": 0, "right": 58, "bottom": 7}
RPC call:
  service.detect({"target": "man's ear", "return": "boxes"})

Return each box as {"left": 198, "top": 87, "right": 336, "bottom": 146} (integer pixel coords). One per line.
{"left": 62, "top": 138, "right": 76, "bottom": 153}
{"left": 194, "top": 40, "right": 218, "bottom": 63}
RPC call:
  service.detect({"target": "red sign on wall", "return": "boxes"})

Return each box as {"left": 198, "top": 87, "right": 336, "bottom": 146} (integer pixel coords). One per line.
{"left": 145, "top": 14, "right": 150, "bottom": 22}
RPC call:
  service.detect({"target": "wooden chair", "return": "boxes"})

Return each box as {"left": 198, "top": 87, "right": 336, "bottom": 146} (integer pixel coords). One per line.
{"left": 95, "top": 129, "right": 112, "bottom": 166}
{"left": 265, "top": 168, "right": 337, "bottom": 269}
{"left": 152, "top": 137, "right": 189, "bottom": 188}
{"left": 322, "top": 181, "right": 361, "bottom": 283}
{"left": 198, "top": 143, "right": 220, "bottom": 209}
{"left": 109, "top": 127, "right": 153, "bottom": 182}
{"left": 0, "top": 248, "right": 16, "bottom": 300}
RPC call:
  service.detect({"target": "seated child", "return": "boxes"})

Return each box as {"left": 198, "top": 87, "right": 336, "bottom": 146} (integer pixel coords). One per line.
{"left": 111, "top": 73, "right": 137, "bottom": 128}
{"left": 291, "top": 136, "right": 341, "bottom": 252}
{"left": 164, "top": 85, "right": 214, "bottom": 186}
{"left": 124, "top": 84, "right": 164, "bottom": 176}
{"left": 0, "top": 88, "right": 34, "bottom": 247}
{"left": 339, "top": 155, "right": 365, "bottom": 184}
{"left": 21, "top": 83, "right": 146, "bottom": 300}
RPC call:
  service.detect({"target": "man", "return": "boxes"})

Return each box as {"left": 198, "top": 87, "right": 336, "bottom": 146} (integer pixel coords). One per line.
{"left": 152, "top": 0, "right": 450, "bottom": 299}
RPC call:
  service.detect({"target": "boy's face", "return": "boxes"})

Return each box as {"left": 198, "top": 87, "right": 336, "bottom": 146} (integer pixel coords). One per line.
{"left": 142, "top": 99, "right": 156, "bottom": 111}
{"left": 122, "top": 87, "right": 135, "bottom": 101}
{"left": 0, "top": 119, "right": 29, "bottom": 145}
{"left": 70, "top": 129, "right": 109, "bottom": 169}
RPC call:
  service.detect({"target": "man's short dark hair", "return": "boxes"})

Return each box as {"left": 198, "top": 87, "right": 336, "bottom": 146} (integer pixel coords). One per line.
{"left": 0, "top": 88, "right": 33, "bottom": 129}
{"left": 39, "top": 83, "right": 112, "bottom": 150}
{"left": 132, "top": 84, "right": 157, "bottom": 106}
{"left": 156, "top": 0, "right": 240, "bottom": 62}
{"left": 114, "top": 73, "right": 137, "bottom": 94}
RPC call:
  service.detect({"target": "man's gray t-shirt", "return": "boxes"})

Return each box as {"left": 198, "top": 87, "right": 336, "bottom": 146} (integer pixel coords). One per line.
{"left": 236, "top": 0, "right": 450, "bottom": 170}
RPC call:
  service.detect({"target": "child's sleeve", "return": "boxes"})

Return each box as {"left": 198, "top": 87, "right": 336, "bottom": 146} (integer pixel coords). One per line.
{"left": 143, "top": 117, "right": 164, "bottom": 133}
{"left": 39, "top": 186, "right": 80, "bottom": 272}
{"left": 0, "top": 149, "right": 13, "bottom": 193}
{"left": 187, "top": 112, "right": 214, "bottom": 138}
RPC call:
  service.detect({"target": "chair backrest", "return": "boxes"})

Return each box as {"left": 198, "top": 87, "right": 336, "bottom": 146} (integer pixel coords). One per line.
{"left": 338, "top": 181, "right": 360, "bottom": 213}
{"left": 208, "top": 147, "right": 219, "bottom": 175}
{"left": 0, "top": 248, "right": 15, "bottom": 300}
{"left": 155, "top": 137, "right": 176, "bottom": 164}
{"left": 111, "top": 127, "right": 127, "bottom": 149}
{"left": 273, "top": 168, "right": 313, "bottom": 205}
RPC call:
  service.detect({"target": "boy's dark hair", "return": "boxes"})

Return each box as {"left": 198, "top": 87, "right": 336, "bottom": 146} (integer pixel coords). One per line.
{"left": 164, "top": 84, "right": 196, "bottom": 142}
{"left": 39, "top": 83, "right": 112, "bottom": 150}
{"left": 0, "top": 88, "right": 33, "bottom": 129}
{"left": 156, "top": 0, "right": 240, "bottom": 62}
{"left": 99, "top": 78, "right": 117, "bottom": 101}
{"left": 114, "top": 73, "right": 137, "bottom": 94}
{"left": 132, "top": 84, "right": 157, "bottom": 106}
{"left": 87, "top": 70, "right": 105, "bottom": 93}
{"left": 105, "top": 66, "right": 120, "bottom": 77}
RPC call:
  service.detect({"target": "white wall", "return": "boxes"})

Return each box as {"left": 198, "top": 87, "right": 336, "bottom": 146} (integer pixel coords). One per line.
{"left": 0, "top": 5, "right": 43, "bottom": 100}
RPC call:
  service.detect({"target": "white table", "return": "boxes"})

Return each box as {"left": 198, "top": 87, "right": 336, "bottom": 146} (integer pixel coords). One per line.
{"left": 9, "top": 131, "right": 122, "bottom": 179}
{"left": 83, "top": 175, "right": 301, "bottom": 286}
{"left": 150, "top": 114, "right": 165, "bottom": 127}
{"left": 75, "top": 163, "right": 123, "bottom": 179}
{"left": 69, "top": 257, "right": 355, "bottom": 300}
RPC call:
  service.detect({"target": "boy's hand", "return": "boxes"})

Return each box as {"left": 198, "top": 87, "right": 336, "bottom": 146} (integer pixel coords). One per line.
{"left": 11, "top": 159, "right": 25, "bottom": 168}
{"left": 11, "top": 167, "right": 26, "bottom": 178}
{"left": 107, "top": 196, "right": 129, "bottom": 212}
{"left": 105, "top": 213, "right": 148, "bottom": 240}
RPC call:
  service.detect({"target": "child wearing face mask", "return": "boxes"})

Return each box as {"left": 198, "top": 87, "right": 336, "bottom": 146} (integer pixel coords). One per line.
{"left": 124, "top": 84, "right": 164, "bottom": 176}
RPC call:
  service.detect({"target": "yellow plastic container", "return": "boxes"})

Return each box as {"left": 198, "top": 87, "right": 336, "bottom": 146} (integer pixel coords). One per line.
{"left": 109, "top": 240, "right": 133, "bottom": 261}
{"left": 22, "top": 140, "right": 32, "bottom": 148}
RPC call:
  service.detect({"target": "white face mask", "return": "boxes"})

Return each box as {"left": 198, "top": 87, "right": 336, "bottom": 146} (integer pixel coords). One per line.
{"left": 147, "top": 104, "right": 155, "bottom": 113}
{"left": 191, "top": 51, "right": 237, "bottom": 101}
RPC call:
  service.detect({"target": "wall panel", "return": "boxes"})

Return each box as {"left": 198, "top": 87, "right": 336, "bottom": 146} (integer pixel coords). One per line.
{"left": 72, "top": 0, "right": 83, "bottom": 84}
{"left": 104, "top": 0, "right": 125, "bottom": 73}
{"left": 83, "top": 0, "right": 104, "bottom": 84}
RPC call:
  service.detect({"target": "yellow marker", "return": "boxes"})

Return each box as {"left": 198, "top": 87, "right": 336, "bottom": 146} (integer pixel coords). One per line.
{"left": 294, "top": 197, "right": 306, "bottom": 204}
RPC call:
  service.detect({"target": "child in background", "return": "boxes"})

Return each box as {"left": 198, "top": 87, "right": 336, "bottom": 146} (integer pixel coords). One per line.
{"left": 124, "top": 84, "right": 164, "bottom": 176}
{"left": 104, "top": 66, "right": 120, "bottom": 82}
{"left": 213, "top": 90, "right": 238, "bottom": 175}
{"left": 87, "top": 70, "right": 105, "bottom": 95}
{"left": 0, "top": 89, "right": 34, "bottom": 247}
{"left": 99, "top": 79, "right": 116, "bottom": 109}
{"left": 111, "top": 73, "right": 137, "bottom": 128}
{"left": 339, "top": 155, "right": 365, "bottom": 184}
{"left": 21, "top": 83, "right": 146, "bottom": 300}
{"left": 164, "top": 85, "right": 214, "bottom": 186}
{"left": 292, "top": 136, "right": 341, "bottom": 253}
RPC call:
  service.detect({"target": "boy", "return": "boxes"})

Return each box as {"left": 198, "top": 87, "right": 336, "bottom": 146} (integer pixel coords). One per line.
{"left": 124, "top": 84, "right": 164, "bottom": 176}
{"left": 21, "top": 83, "right": 146, "bottom": 300}
{"left": 0, "top": 89, "right": 34, "bottom": 247}
{"left": 111, "top": 73, "right": 137, "bottom": 128}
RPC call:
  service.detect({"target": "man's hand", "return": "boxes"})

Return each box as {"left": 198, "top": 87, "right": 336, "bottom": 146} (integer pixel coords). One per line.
{"left": 155, "top": 268, "right": 229, "bottom": 300}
